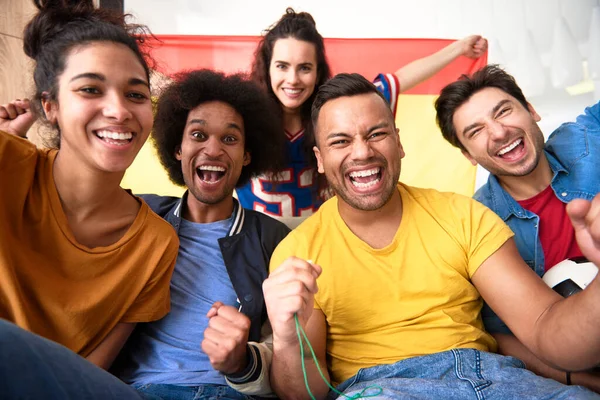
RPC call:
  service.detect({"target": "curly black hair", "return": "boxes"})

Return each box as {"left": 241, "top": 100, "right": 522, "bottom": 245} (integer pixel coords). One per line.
{"left": 152, "top": 69, "right": 286, "bottom": 188}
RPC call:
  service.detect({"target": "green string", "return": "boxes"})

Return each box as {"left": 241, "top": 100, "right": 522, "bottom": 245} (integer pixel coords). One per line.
{"left": 294, "top": 314, "right": 383, "bottom": 399}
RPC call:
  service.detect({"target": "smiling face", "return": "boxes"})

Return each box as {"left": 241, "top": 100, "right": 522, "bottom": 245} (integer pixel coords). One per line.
{"left": 313, "top": 93, "right": 403, "bottom": 211}
{"left": 453, "top": 87, "right": 545, "bottom": 178}
{"left": 176, "top": 101, "right": 250, "bottom": 207}
{"left": 269, "top": 37, "right": 318, "bottom": 113}
{"left": 43, "top": 42, "right": 152, "bottom": 173}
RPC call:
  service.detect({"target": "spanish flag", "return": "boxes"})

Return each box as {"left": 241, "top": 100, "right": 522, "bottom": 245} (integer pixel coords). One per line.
{"left": 122, "top": 36, "right": 487, "bottom": 197}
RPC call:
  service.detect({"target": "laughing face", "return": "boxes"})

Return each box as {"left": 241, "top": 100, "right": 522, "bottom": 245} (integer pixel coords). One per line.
{"left": 176, "top": 101, "right": 250, "bottom": 207}
{"left": 313, "top": 93, "right": 403, "bottom": 211}
{"left": 453, "top": 87, "right": 545, "bottom": 178}
{"left": 43, "top": 42, "right": 152, "bottom": 173}
{"left": 269, "top": 38, "right": 318, "bottom": 114}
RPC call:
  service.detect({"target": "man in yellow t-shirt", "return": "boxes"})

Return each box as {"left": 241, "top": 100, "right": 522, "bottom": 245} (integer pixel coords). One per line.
{"left": 263, "top": 73, "right": 600, "bottom": 399}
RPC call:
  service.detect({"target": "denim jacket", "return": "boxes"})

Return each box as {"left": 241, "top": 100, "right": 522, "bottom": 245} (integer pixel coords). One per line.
{"left": 474, "top": 101, "right": 600, "bottom": 334}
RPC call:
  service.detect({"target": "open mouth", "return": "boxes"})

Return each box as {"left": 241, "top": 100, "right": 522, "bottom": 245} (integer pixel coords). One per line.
{"left": 496, "top": 138, "right": 524, "bottom": 159}
{"left": 283, "top": 88, "right": 303, "bottom": 96}
{"left": 95, "top": 130, "right": 134, "bottom": 146}
{"left": 347, "top": 167, "right": 382, "bottom": 189}
{"left": 196, "top": 165, "right": 226, "bottom": 185}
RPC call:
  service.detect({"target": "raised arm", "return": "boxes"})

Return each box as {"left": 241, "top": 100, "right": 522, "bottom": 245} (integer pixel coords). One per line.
{"left": 263, "top": 257, "right": 329, "bottom": 400}
{"left": 472, "top": 194, "right": 600, "bottom": 371}
{"left": 395, "top": 35, "right": 487, "bottom": 93}
{"left": 0, "top": 99, "right": 35, "bottom": 138}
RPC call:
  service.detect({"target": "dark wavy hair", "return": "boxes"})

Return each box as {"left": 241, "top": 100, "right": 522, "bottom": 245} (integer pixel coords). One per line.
{"left": 435, "top": 64, "right": 529, "bottom": 151}
{"left": 250, "top": 8, "right": 332, "bottom": 127}
{"left": 152, "top": 69, "right": 286, "bottom": 188}
{"left": 23, "top": 0, "right": 153, "bottom": 148}
{"left": 251, "top": 8, "right": 332, "bottom": 197}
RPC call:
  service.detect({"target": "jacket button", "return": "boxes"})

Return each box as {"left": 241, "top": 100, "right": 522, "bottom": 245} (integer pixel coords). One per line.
{"left": 222, "top": 242, "right": 230, "bottom": 248}
{"left": 561, "top": 192, "right": 567, "bottom": 197}
{"left": 244, "top": 294, "right": 253, "bottom": 302}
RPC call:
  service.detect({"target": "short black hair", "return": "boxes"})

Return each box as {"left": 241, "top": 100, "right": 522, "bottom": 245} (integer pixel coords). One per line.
{"left": 435, "top": 64, "right": 529, "bottom": 151}
{"left": 152, "top": 69, "right": 286, "bottom": 187}
{"left": 311, "top": 72, "right": 390, "bottom": 142}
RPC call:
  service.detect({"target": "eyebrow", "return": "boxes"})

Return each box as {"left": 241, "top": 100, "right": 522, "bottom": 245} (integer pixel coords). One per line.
{"left": 325, "top": 122, "right": 390, "bottom": 141}
{"left": 187, "top": 119, "right": 243, "bottom": 133}
{"left": 69, "top": 73, "right": 149, "bottom": 88}
{"left": 461, "top": 99, "right": 512, "bottom": 137}
{"left": 273, "top": 60, "right": 314, "bottom": 67}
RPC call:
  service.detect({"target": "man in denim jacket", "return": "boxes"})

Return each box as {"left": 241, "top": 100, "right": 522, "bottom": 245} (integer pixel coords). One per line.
{"left": 436, "top": 64, "right": 600, "bottom": 391}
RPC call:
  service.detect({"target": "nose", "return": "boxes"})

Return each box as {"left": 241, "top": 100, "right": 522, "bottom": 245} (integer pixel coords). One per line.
{"left": 350, "top": 138, "right": 374, "bottom": 161}
{"left": 488, "top": 120, "right": 509, "bottom": 141}
{"left": 102, "top": 92, "right": 132, "bottom": 122}
{"left": 286, "top": 69, "right": 300, "bottom": 84}
{"left": 203, "top": 136, "right": 224, "bottom": 157}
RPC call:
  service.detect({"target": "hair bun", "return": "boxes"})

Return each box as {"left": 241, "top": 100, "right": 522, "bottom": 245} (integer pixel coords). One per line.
{"left": 284, "top": 7, "right": 317, "bottom": 27}
{"left": 24, "top": 0, "right": 97, "bottom": 59}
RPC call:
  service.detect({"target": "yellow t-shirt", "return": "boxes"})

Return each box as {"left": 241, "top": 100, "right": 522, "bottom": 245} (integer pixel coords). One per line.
{"left": 270, "top": 183, "right": 514, "bottom": 385}
{"left": 0, "top": 131, "right": 179, "bottom": 356}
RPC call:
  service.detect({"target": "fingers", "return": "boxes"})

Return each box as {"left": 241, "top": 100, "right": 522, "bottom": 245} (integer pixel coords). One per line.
{"left": 206, "top": 301, "right": 225, "bottom": 318}
{"left": 0, "top": 100, "right": 30, "bottom": 120}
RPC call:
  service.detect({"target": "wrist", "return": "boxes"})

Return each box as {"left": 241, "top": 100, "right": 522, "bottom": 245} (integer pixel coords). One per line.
{"left": 225, "top": 344, "right": 252, "bottom": 379}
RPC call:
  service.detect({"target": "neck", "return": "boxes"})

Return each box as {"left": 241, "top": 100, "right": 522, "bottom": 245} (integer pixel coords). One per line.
{"left": 52, "top": 151, "right": 127, "bottom": 217}
{"left": 282, "top": 108, "right": 304, "bottom": 134}
{"left": 497, "top": 155, "right": 553, "bottom": 201}
{"left": 338, "top": 188, "right": 403, "bottom": 248}
{"left": 183, "top": 193, "right": 234, "bottom": 224}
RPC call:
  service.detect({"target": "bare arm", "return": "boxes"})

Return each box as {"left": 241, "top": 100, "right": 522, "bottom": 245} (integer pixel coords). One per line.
{"left": 395, "top": 35, "right": 487, "bottom": 93}
{"left": 85, "top": 322, "right": 136, "bottom": 370}
{"left": 473, "top": 196, "right": 600, "bottom": 371}
{"left": 263, "top": 257, "right": 330, "bottom": 400}
{"left": 494, "top": 333, "right": 600, "bottom": 393}
{"left": 0, "top": 100, "right": 35, "bottom": 138}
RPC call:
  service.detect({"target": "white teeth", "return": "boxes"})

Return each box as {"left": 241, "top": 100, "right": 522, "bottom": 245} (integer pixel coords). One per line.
{"left": 198, "top": 165, "right": 226, "bottom": 172}
{"left": 497, "top": 139, "right": 522, "bottom": 156}
{"left": 284, "top": 88, "right": 302, "bottom": 94}
{"left": 96, "top": 130, "right": 133, "bottom": 140}
{"left": 349, "top": 168, "right": 380, "bottom": 178}
{"left": 351, "top": 178, "right": 380, "bottom": 188}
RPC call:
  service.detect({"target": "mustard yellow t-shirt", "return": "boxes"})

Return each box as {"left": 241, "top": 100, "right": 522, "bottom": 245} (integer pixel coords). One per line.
{"left": 0, "top": 131, "right": 179, "bottom": 356}
{"left": 270, "top": 183, "right": 514, "bottom": 385}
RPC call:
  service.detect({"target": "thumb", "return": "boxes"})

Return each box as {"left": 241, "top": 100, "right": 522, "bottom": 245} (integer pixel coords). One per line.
{"left": 567, "top": 199, "right": 593, "bottom": 232}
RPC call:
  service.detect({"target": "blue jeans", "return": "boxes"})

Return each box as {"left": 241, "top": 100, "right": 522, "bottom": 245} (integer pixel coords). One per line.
{"left": 331, "top": 349, "right": 599, "bottom": 400}
{"left": 136, "top": 383, "right": 254, "bottom": 400}
{"left": 0, "top": 318, "right": 143, "bottom": 399}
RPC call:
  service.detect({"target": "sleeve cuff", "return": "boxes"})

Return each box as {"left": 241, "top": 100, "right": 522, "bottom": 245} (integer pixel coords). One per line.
{"left": 225, "top": 343, "right": 262, "bottom": 384}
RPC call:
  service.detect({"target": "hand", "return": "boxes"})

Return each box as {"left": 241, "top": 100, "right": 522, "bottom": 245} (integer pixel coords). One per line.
{"left": 458, "top": 35, "right": 488, "bottom": 59}
{"left": 567, "top": 194, "right": 600, "bottom": 267}
{"left": 263, "top": 257, "right": 321, "bottom": 346}
{"left": 0, "top": 99, "right": 35, "bottom": 138}
{"left": 202, "top": 301, "right": 251, "bottom": 375}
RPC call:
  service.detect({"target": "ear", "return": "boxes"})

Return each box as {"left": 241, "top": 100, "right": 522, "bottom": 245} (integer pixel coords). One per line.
{"left": 175, "top": 146, "right": 182, "bottom": 161}
{"left": 313, "top": 145, "right": 325, "bottom": 174}
{"left": 243, "top": 151, "right": 251, "bottom": 166}
{"left": 527, "top": 102, "right": 541, "bottom": 122}
{"left": 461, "top": 149, "right": 478, "bottom": 166}
{"left": 395, "top": 127, "right": 405, "bottom": 159}
{"left": 41, "top": 92, "right": 57, "bottom": 124}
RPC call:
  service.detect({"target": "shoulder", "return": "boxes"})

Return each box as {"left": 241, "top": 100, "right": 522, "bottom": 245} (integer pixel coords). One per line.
{"left": 0, "top": 130, "right": 40, "bottom": 171}
{"left": 139, "top": 201, "right": 180, "bottom": 249}
{"left": 137, "top": 194, "right": 181, "bottom": 218}
{"left": 402, "top": 183, "right": 501, "bottom": 226}
{"left": 242, "top": 208, "right": 291, "bottom": 241}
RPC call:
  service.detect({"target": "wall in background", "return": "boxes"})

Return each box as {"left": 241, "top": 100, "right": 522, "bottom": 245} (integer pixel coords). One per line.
{"left": 125, "top": 0, "right": 600, "bottom": 189}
